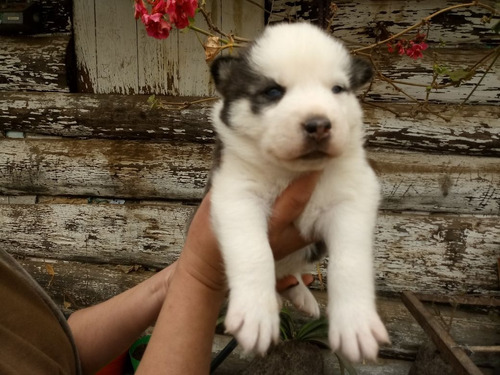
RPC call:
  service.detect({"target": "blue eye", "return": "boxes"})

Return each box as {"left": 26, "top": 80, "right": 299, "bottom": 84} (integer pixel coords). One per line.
{"left": 332, "top": 85, "right": 345, "bottom": 94}
{"left": 264, "top": 86, "right": 285, "bottom": 100}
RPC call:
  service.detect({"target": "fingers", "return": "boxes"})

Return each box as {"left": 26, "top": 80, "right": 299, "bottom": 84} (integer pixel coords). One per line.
{"left": 276, "top": 274, "right": 314, "bottom": 292}
{"left": 269, "top": 172, "right": 321, "bottom": 260}
{"left": 269, "top": 172, "right": 321, "bottom": 233}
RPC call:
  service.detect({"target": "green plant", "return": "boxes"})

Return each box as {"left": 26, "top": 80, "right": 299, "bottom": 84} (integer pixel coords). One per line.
{"left": 279, "top": 308, "right": 358, "bottom": 375}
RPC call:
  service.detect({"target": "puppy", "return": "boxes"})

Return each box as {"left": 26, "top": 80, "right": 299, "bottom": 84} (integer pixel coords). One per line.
{"left": 209, "top": 22, "right": 389, "bottom": 362}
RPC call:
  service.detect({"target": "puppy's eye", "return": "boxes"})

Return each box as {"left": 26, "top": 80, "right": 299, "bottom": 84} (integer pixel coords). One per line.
{"left": 263, "top": 86, "right": 285, "bottom": 100}
{"left": 332, "top": 85, "right": 345, "bottom": 94}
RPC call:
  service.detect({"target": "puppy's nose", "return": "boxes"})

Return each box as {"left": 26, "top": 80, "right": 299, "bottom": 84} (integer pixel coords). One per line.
{"left": 303, "top": 117, "right": 331, "bottom": 140}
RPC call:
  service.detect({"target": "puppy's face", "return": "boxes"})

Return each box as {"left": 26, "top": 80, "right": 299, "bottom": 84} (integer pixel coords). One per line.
{"left": 211, "top": 23, "right": 372, "bottom": 171}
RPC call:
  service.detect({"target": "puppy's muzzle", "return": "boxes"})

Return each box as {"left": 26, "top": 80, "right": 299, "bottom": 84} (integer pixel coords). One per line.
{"left": 303, "top": 117, "right": 331, "bottom": 141}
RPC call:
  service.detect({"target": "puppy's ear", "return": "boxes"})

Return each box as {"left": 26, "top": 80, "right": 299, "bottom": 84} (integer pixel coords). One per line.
{"left": 210, "top": 56, "right": 242, "bottom": 92}
{"left": 349, "top": 57, "right": 373, "bottom": 90}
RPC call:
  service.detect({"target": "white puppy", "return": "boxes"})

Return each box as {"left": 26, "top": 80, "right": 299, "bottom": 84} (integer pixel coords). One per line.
{"left": 209, "top": 22, "right": 389, "bottom": 362}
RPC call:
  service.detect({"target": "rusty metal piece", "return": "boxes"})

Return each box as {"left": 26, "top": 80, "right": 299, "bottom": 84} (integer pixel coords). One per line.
{"left": 401, "top": 291, "right": 484, "bottom": 375}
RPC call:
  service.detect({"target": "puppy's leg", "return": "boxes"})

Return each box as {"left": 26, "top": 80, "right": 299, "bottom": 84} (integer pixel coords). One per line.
{"left": 280, "top": 273, "right": 320, "bottom": 318}
{"left": 211, "top": 187, "right": 280, "bottom": 355}
{"left": 321, "top": 177, "right": 389, "bottom": 362}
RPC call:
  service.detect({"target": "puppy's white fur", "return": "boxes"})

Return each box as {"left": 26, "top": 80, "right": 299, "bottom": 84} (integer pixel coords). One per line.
{"left": 209, "top": 23, "right": 389, "bottom": 362}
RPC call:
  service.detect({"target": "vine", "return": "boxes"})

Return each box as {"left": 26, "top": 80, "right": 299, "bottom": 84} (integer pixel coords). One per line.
{"left": 135, "top": 0, "right": 499, "bottom": 119}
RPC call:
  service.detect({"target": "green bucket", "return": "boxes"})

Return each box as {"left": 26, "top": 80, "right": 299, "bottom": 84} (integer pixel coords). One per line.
{"left": 128, "top": 335, "right": 151, "bottom": 372}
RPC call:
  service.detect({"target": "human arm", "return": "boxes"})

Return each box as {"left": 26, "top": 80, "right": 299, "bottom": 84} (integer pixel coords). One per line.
{"left": 68, "top": 172, "right": 319, "bottom": 374}
{"left": 136, "top": 172, "right": 320, "bottom": 374}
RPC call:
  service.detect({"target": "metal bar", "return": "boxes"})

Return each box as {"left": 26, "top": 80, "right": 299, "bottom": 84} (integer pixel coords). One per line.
{"left": 401, "top": 291, "right": 484, "bottom": 375}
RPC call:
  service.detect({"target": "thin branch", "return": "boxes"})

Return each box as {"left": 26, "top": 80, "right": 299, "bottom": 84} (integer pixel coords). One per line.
{"left": 458, "top": 47, "right": 500, "bottom": 108}
{"left": 351, "top": 2, "right": 497, "bottom": 54}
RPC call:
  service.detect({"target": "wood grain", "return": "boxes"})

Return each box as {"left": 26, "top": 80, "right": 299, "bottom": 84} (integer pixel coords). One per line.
{"left": 0, "top": 92, "right": 498, "bottom": 154}
{"left": 0, "top": 138, "right": 498, "bottom": 214}
{"left": 1, "top": 203, "right": 498, "bottom": 295}
{"left": 268, "top": 0, "right": 498, "bottom": 48}
{"left": 0, "top": 35, "right": 69, "bottom": 92}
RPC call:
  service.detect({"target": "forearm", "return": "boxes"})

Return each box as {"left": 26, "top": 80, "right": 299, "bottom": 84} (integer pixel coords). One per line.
{"left": 136, "top": 253, "right": 226, "bottom": 374}
{"left": 68, "top": 264, "right": 175, "bottom": 374}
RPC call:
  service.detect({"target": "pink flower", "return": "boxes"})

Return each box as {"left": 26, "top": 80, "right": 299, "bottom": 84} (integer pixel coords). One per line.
{"left": 142, "top": 12, "right": 172, "bottom": 39}
{"left": 406, "top": 41, "right": 428, "bottom": 60}
{"left": 166, "top": 0, "right": 198, "bottom": 29}
{"left": 134, "top": 0, "right": 148, "bottom": 19}
{"left": 396, "top": 40, "right": 405, "bottom": 55}
{"left": 152, "top": 0, "right": 168, "bottom": 14}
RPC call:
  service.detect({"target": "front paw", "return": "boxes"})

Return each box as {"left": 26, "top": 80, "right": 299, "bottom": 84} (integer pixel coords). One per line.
{"left": 328, "top": 304, "right": 390, "bottom": 362}
{"left": 225, "top": 292, "right": 281, "bottom": 355}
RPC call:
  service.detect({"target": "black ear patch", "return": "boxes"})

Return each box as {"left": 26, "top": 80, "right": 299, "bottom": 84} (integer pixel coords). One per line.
{"left": 210, "top": 56, "right": 243, "bottom": 97}
{"left": 349, "top": 57, "right": 373, "bottom": 90}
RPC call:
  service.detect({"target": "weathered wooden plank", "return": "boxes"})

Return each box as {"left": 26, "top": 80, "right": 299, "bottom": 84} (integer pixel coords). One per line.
{"left": 15, "top": 256, "right": 157, "bottom": 309}
{"left": 366, "top": 49, "right": 500, "bottom": 105}
{"left": 402, "top": 291, "right": 484, "bottom": 375}
{"left": 370, "top": 150, "right": 500, "bottom": 214}
{"left": 94, "top": 0, "right": 139, "bottom": 95}
{"left": 364, "top": 103, "right": 500, "bottom": 156}
{"left": 268, "top": 0, "right": 499, "bottom": 47}
{"left": 73, "top": 0, "right": 265, "bottom": 95}
{"left": 1, "top": 138, "right": 499, "bottom": 214}
{"left": 1, "top": 92, "right": 498, "bottom": 154}
{"left": 0, "top": 90, "right": 215, "bottom": 143}
{"left": 0, "top": 138, "right": 212, "bottom": 199}
{"left": 0, "top": 35, "right": 70, "bottom": 92}
{"left": 372, "top": 213, "right": 500, "bottom": 295}
{"left": 0, "top": 203, "right": 192, "bottom": 267}
{"left": 73, "top": 0, "right": 97, "bottom": 93}
{"left": 1, "top": 203, "right": 498, "bottom": 294}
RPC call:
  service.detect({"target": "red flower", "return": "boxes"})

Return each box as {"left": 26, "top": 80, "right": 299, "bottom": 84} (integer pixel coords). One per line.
{"left": 134, "top": 0, "right": 148, "bottom": 19}
{"left": 152, "top": 0, "right": 168, "bottom": 14}
{"left": 166, "top": 0, "right": 198, "bottom": 29}
{"left": 406, "top": 41, "right": 428, "bottom": 60}
{"left": 142, "top": 12, "right": 172, "bottom": 39}
{"left": 396, "top": 40, "right": 405, "bottom": 55}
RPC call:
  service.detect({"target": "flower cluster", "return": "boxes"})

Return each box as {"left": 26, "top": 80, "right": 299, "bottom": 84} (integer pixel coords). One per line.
{"left": 134, "top": 0, "right": 198, "bottom": 39}
{"left": 387, "top": 33, "right": 429, "bottom": 60}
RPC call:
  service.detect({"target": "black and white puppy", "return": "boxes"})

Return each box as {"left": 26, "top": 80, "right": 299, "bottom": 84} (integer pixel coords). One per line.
{"left": 209, "top": 23, "right": 389, "bottom": 362}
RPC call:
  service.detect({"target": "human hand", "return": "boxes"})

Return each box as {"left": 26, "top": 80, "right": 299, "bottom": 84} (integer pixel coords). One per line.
{"left": 136, "top": 172, "right": 321, "bottom": 374}
{"left": 179, "top": 171, "right": 321, "bottom": 291}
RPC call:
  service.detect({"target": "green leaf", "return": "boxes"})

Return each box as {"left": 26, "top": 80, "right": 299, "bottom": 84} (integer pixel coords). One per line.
{"left": 492, "top": 20, "right": 500, "bottom": 34}
{"left": 279, "top": 309, "right": 296, "bottom": 340}
{"left": 335, "top": 352, "right": 358, "bottom": 375}
{"left": 432, "top": 64, "right": 450, "bottom": 76}
{"left": 296, "top": 316, "right": 329, "bottom": 341}
{"left": 447, "top": 68, "right": 475, "bottom": 83}
{"left": 147, "top": 94, "right": 159, "bottom": 109}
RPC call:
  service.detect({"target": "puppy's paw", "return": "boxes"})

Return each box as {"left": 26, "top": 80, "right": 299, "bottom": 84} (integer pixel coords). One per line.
{"left": 281, "top": 283, "right": 320, "bottom": 318}
{"left": 225, "top": 291, "right": 281, "bottom": 355}
{"left": 328, "top": 304, "right": 390, "bottom": 362}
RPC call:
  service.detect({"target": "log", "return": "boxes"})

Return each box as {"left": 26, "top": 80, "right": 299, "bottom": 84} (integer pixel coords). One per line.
{"left": 370, "top": 150, "right": 500, "bottom": 214}
{"left": 1, "top": 203, "right": 498, "bottom": 295}
{"left": 0, "top": 92, "right": 498, "bottom": 155}
{"left": 0, "top": 138, "right": 499, "bottom": 214}
{"left": 0, "top": 138, "right": 212, "bottom": 200}
{"left": 268, "top": 0, "right": 499, "bottom": 48}
{"left": 0, "top": 93, "right": 215, "bottom": 143}
{"left": 0, "top": 35, "right": 70, "bottom": 92}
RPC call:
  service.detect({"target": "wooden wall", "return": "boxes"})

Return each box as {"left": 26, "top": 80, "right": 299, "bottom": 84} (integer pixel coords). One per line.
{"left": 0, "top": 0, "right": 498, "bottom": 370}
